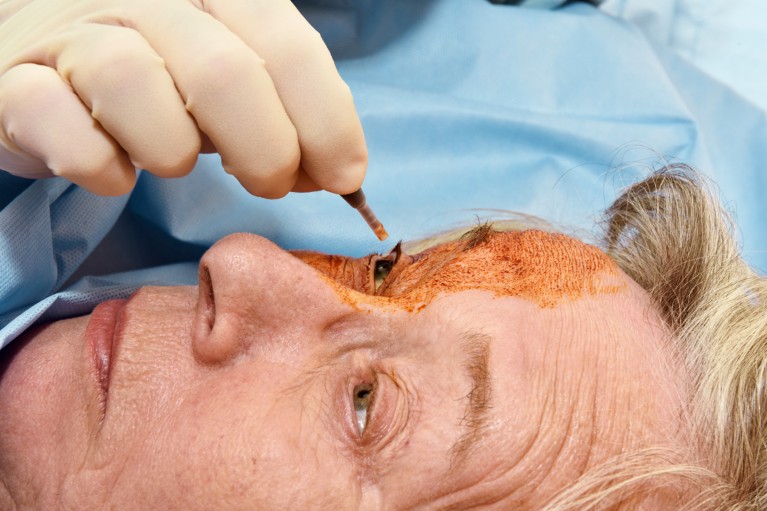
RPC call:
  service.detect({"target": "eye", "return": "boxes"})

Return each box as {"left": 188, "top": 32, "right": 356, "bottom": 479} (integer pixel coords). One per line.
{"left": 373, "top": 259, "right": 393, "bottom": 291}
{"left": 372, "top": 242, "right": 402, "bottom": 292}
{"left": 353, "top": 383, "right": 375, "bottom": 435}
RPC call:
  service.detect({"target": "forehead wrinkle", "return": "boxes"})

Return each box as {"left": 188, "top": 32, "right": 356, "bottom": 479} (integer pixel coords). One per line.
{"left": 448, "top": 330, "right": 493, "bottom": 471}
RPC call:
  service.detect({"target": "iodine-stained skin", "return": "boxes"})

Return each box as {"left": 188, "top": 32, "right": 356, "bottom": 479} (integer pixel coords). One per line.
{"left": 288, "top": 251, "right": 379, "bottom": 295}
{"left": 293, "top": 228, "right": 626, "bottom": 312}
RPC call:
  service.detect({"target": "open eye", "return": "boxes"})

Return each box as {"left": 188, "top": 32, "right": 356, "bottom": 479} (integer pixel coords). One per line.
{"left": 373, "top": 260, "right": 393, "bottom": 291}
{"left": 353, "top": 383, "right": 375, "bottom": 435}
{"left": 372, "top": 242, "right": 403, "bottom": 292}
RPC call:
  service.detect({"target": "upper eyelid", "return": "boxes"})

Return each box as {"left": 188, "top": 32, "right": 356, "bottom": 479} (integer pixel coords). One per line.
{"left": 365, "top": 244, "right": 407, "bottom": 294}
{"left": 387, "top": 242, "right": 403, "bottom": 262}
{"left": 364, "top": 241, "right": 404, "bottom": 265}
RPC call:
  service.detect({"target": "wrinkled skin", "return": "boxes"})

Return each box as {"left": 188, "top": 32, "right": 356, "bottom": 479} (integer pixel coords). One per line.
{"left": 0, "top": 232, "right": 691, "bottom": 509}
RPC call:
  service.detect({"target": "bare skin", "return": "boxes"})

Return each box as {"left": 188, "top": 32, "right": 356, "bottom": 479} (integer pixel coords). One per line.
{"left": 0, "top": 231, "right": 691, "bottom": 509}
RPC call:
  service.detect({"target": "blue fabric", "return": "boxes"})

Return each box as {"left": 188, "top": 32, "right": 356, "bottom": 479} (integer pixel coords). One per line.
{"left": 2, "top": 0, "right": 766, "bottom": 349}
{"left": 601, "top": 0, "right": 767, "bottom": 113}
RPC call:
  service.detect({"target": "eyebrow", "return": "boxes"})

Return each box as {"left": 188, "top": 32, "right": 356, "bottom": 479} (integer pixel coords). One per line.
{"left": 461, "top": 222, "right": 494, "bottom": 249}
{"left": 449, "top": 330, "right": 493, "bottom": 469}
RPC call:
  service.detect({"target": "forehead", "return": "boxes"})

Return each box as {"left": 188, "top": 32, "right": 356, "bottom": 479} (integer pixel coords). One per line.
{"left": 421, "top": 275, "right": 677, "bottom": 497}
{"left": 391, "top": 229, "right": 627, "bottom": 308}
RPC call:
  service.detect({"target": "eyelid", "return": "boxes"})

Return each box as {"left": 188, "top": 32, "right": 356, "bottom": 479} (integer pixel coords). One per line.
{"left": 388, "top": 242, "right": 403, "bottom": 262}
{"left": 344, "top": 371, "right": 380, "bottom": 441}
{"left": 368, "top": 243, "right": 417, "bottom": 295}
{"left": 340, "top": 366, "right": 414, "bottom": 454}
{"left": 368, "top": 243, "right": 401, "bottom": 293}
{"left": 337, "top": 365, "right": 389, "bottom": 447}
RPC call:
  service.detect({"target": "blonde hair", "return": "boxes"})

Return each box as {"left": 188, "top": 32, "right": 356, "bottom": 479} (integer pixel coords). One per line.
{"left": 598, "top": 165, "right": 767, "bottom": 510}
{"left": 408, "top": 165, "right": 767, "bottom": 509}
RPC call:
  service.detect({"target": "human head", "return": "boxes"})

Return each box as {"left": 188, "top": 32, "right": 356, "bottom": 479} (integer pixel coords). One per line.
{"left": 0, "top": 166, "right": 763, "bottom": 509}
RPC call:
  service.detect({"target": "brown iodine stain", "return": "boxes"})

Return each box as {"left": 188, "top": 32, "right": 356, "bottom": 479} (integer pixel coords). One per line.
{"left": 291, "top": 251, "right": 375, "bottom": 295}
{"left": 310, "top": 230, "right": 625, "bottom": 312}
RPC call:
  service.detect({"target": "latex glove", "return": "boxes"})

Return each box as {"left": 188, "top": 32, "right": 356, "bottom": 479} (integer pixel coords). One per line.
{"left": 0, "top": 0, "right": 367, "bottom": 197}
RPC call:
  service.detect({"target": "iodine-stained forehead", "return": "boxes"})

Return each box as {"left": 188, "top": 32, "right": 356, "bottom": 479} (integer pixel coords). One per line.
{"left": 323, "top": 229, "right": 628, "bottom": 311}
{"left": 390, "top": 229, "right": 625, "bottom": 307}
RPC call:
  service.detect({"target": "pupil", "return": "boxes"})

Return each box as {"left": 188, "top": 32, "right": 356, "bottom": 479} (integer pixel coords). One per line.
{"left": 374, "top": 259, "right": 393, "bottom": 279}
{"left": 354, "top": 383, "right": 374, "bottom": 410}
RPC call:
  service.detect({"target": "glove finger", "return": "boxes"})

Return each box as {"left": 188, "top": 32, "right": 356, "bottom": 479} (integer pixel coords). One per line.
{"left": 0, "top": 63, "right": 135, "bottom": 195}
{"left": 200, "top": 133, "right": 217, "bottom": 154}
{"left": 200, "top": 0, "right": 367, "bottom": 194}
{"left": 0, "top": 130, "right": 50, "bottom": 179}
{"left": 129, "top": 1, "right": 301, "bottom": 199}
{"left": 291, "top": 168, "right": 321, "bottom": 193}
{"left": 56, "top": 24, "right": 200, "bottom": 178}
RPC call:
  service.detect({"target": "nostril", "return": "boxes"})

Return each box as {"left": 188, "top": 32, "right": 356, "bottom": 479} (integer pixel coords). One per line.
{"left": 193, "top": 233, "right": 357, "bottom": 365}
{"left": 199, "top": 265, "right": 216, "bottom": 333}
{"left": 194, "top": 262, "right": 232, "bottom": 366}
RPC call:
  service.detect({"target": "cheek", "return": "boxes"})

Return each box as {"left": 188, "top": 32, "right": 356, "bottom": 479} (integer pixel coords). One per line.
{"left": 106, "top": 364, "right": 361, "bottom": 509}
{"left": 0, "top": 319, "right": 91, "bottom": 504}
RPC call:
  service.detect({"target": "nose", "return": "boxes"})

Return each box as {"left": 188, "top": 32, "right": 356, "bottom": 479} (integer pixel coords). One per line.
{"left": 192, "top": 233, "right": 352, "bottom": 365}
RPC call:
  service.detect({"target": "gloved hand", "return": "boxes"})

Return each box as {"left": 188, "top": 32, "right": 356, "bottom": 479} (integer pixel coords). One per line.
{"left": 0, "top": 0, "right": 367, "bottom": 198}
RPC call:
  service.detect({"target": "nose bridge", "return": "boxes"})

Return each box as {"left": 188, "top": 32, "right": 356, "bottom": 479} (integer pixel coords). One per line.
{"left": 192, "top": 233, "right": 349, "bottom": 365}
{"left": 291, "top": 251, "right": 374, "bottom": 294}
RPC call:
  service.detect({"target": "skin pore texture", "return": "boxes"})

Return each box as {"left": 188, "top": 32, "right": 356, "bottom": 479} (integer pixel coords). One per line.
{"left": 0, "top": 229, "right": 693, "bottom": 510}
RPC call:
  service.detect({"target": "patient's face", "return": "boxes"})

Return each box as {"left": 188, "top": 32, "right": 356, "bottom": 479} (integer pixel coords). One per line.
{"left": 0, "top": 230, "right": 687, "bottom": 509}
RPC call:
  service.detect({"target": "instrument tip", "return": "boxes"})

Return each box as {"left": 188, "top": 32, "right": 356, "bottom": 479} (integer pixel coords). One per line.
{"left": 373, "top": 224, "right": 389, "bottom": 241}
{"left": 342, "top": 188, "right": 389, "bottom": 242}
